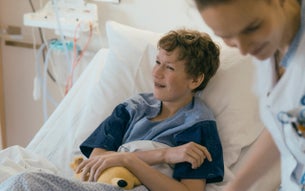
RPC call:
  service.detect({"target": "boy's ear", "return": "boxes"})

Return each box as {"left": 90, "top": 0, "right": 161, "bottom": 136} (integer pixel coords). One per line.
{"left": 191, "top": 74, "right": 204, "bottom": 90}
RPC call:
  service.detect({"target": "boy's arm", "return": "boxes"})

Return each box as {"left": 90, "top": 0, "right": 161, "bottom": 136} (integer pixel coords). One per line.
{"left": 89, "top": 147, "right": 114, "bottom": 157}
{"left": 76, "top": 147, "right": 207, "bottom": 191}
{"left": 87, "top": 142, "right": 211, "bottom": 168}
{"left": 121, "top": 152, "right": 207, "bottom": 191}
{"left": 133, "top": 142, "right": 212, "bottom": 169}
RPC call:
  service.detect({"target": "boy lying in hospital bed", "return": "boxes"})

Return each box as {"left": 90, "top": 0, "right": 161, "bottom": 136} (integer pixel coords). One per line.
{"left": 0, "top": 28, "right": 224, "bottom": 191}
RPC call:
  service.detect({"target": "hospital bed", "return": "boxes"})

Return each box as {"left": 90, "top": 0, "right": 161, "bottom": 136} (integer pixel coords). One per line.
{"left": 0, "top": 21, "right": 280, "bottom": 191}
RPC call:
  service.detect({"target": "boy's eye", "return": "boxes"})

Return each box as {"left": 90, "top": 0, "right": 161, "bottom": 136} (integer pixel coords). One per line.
{"left": 166, "top": 65, "right": 175, "bottom": 71}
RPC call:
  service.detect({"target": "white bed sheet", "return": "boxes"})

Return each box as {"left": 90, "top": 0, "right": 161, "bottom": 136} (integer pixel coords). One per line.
{"left": 26, "top": 48, "right": 110, "bottom": 177}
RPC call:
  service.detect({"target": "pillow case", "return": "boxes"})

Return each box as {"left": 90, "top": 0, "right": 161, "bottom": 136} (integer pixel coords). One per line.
{"left": 76, "top": 20, "right": 264, "bottom": 168}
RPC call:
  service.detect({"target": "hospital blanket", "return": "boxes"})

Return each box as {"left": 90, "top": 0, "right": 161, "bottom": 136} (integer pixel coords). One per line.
{"left": 0, "top": 145, "right": 60, "bottom": 183}
{"left": 0, "top": 172, "right": 149, "bottom": 191}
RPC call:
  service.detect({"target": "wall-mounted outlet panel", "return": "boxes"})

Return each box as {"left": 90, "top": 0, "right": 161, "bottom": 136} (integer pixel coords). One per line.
{"left": 23, "top": 1, "right": 98, "bottom": 37}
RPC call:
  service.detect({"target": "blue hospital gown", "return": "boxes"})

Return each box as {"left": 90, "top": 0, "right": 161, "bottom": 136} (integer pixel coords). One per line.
{"left": 80, "top": 93, "right": 224, "bottom": 183}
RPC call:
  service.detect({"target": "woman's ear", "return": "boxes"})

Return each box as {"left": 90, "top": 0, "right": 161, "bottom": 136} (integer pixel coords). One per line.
{"left": 190, "top": 74, "right": 204, "bottom": 90}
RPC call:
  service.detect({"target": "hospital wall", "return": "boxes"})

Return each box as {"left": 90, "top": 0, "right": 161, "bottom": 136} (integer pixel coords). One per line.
{"left": 0, "top": 0, "right": 215, "bottom": 148}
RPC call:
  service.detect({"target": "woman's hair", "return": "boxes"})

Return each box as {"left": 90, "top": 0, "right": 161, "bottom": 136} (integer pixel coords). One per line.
{"left": 158, "top": 29, "right": 220, "bottom": 92}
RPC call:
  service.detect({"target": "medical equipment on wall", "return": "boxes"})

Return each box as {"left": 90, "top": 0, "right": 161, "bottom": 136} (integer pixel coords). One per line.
{"left": 23, "top": 0, "right": 105, "bottom": 121}
{"left": 24, "top": 0, "right": 98, "bottom": 38}
{"left": 24, "top": 0, "right": 119, "bottom": 36}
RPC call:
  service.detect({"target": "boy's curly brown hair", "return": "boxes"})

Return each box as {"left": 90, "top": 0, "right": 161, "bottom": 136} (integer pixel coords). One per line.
{"left": 158, "top": 29, "right": 220, "bottom": 92}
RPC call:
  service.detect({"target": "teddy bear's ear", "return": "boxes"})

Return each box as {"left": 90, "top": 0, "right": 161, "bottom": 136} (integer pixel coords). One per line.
{"left": 70, "top": 156, "right": 84, "bottom": 170}
{"left": 133, "top": 176, "right": 141, "bottom": 186}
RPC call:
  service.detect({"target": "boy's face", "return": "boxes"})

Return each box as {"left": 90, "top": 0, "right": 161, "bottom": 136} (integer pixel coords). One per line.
{"left": 152, "top": 48, "right": 198, "bottom": 105}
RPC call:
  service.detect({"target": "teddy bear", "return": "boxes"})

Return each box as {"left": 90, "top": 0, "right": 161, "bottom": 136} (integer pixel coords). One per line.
{"left": 70, "top": 156, "right": 142, "bottom": 190}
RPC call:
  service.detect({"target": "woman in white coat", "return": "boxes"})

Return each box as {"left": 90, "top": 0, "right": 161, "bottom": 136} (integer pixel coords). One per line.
{"left": 194, "top": 0, "right": 305, "bottom": 190}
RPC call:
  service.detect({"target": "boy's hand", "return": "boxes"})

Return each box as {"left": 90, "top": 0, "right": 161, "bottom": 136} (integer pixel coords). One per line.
{"left": 164, "top": 142, "right": 212, "bottom": 169}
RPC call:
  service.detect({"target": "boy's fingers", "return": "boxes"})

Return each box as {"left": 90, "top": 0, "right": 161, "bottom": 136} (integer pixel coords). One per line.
{"left": 199, "top": 146, "right": 212, "bottom": 162}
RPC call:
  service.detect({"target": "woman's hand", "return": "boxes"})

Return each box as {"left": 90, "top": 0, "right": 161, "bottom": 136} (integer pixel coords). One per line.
{"left": 164, "top": 142, "right": 212, "bottom": 169}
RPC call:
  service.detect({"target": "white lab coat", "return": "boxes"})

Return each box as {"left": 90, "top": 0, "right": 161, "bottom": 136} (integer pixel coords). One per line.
{"left": 254, "top": 19, "right": 305, "bottom": 190}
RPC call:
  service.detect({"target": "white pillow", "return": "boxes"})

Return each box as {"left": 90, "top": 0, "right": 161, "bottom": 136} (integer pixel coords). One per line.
{"left": 201, "top": 55, "right": 263, "bottom": 167}
{"left": 73, "top": 22, "right": 160, "bottom": 146}
{"left": 77, "top": 20, "right": 264, "bottom": 168}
